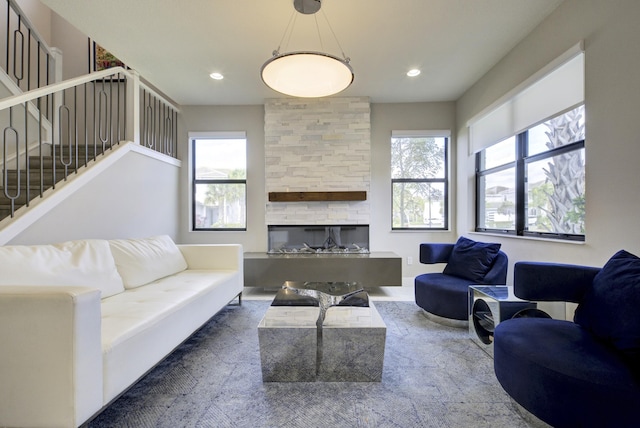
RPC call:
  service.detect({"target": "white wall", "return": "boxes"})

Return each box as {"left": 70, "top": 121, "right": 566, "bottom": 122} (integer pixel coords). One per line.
{"left": 16, "top": 0, "right": 88, "bottom": 80}
{"left": 16, "top": 0, "right": 51, "bottom": 44}
{"left": 50, "top": 11, "right": 89, "bottom": 79}
{"left": 370, "top": 102, "right": 457, "bottom": 277}
{"left": 177, "top": 105, "right": 267, "bottom": 251}
{"left": 456, "top": 0, "right": 640, "bottom": 275}
{"left": 6, "top": 145, "right": 181, "bottom": 245}
{"left": 178, "top": 101, "right": 457, "bottom": 278}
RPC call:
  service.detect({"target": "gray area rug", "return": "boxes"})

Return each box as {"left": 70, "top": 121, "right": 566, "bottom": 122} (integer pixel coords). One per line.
{"left": 88, "top": 300, "right": 533, "bottom": 428}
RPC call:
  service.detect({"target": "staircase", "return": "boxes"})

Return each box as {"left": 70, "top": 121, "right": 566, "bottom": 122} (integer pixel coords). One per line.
{"left": 0, "top": 1, "right": 179, "bottom": 229}
{"left": 0, "top": 143, "right": 107, "bottom": 220}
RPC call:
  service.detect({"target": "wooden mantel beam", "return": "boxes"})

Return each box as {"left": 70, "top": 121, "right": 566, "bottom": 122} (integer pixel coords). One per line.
{"left": 268, "top": 191, "right": 367, "bottom": 202}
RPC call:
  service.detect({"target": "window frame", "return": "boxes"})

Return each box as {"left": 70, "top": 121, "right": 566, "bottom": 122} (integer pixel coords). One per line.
{"left": 190, "top": 132, "right": 247, "bottom": 232}
{"left": 391, "top": 131, "right": 449, "bottom": 231}
{"left": 475, "top": 108, "right": 585, "bottom": 241}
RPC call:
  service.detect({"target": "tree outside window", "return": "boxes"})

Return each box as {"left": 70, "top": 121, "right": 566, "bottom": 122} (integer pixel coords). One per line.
{"left": 477, "top": 105, "right": 585, "bottom": 240}
{"left": 391, "top": 134, "right": 448, "bottom": 229}
{"left": 192, "top": 137, "right": 247, "bottom": 230}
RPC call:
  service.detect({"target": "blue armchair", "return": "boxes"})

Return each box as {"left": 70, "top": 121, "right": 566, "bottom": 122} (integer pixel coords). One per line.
{"left": 494, "top": 253, "right": 640, "bottom": 428}
{"left": 414, "top": 237, "right": 508, "bottom": 321}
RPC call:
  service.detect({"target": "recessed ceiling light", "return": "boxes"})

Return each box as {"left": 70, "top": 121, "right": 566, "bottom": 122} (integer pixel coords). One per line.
{"left": 209, "top": 72, "right": 224, "bottom": 80}
{"left": 407, "top": 69, "right": 421, "bottom": 77}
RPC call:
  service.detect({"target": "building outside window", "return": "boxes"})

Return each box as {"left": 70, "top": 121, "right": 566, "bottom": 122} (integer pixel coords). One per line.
{"left": 476, "top": 105, "right": 585, "bottom": 240}
{"left": 391, "top": 131, "right": 449, "bottom": 230}
{"left": 191, "top": 133, "right": 247, "bottom": 230}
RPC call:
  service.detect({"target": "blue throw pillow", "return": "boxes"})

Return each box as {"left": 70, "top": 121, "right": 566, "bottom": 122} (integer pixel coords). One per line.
{"left": 574, "top": 250, "right": 640, "bottom": 360}
{"left": 442, "top": 236, "right": 501, "bottom": 282}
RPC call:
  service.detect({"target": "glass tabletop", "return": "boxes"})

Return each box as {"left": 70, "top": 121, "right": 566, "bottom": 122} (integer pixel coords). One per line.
{"left": 470, "top": 285, "right": 522, "bottom": 302}
{"left": 283, "top": 281, "right": 362, "bottom": 296}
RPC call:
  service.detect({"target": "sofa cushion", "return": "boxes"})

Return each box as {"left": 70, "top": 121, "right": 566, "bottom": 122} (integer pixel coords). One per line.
{"left": 0, "top": 239, "right": 124, "bottom": 298}
{"left": 574, "top": 250, "right": 640, "bottom": 361}
{"left": 443, "top": 236, "right": 501, "bottom": 282}
{"left": 109, "top": 235, "right": 188, "bottom": 289}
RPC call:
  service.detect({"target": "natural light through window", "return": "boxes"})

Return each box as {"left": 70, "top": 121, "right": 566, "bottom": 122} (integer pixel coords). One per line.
{"left": 192, "top": 136, "right": 247, "bottom": 230}
{"left": 391, "top": 132, "right": 448, "bottom": 230}
{"left": 476, "top": 105, "right": 585, "bottom": 240}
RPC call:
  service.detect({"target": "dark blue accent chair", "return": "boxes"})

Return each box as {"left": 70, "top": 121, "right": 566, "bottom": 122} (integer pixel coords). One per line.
{"left": 414, "top": 242, "right": 508, "bottom": 320}
{"left": 494, "top": 261, "right": 640, "bottom": 428}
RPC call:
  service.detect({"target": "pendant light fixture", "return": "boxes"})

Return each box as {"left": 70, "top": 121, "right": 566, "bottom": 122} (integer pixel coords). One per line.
{"left": 260, "top": 0, "right": 354, "bottom": 98}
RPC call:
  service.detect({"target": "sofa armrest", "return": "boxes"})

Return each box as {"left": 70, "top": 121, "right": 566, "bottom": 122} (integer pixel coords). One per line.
{"left": 514, "top": 261, "right": 600, "bottom": 303}
{"left": 0, "top": 286, "right": 103, "bottom": 428}
{"left": 177, "top": 244, "right": 243, "bottom": 271}
{"left": 419, "top": 243, "right": 454, "bottom": 264}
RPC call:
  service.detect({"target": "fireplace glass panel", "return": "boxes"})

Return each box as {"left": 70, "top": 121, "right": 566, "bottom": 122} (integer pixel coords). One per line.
{"left": 268, "top": 225, "right": 369, "bottom": 254}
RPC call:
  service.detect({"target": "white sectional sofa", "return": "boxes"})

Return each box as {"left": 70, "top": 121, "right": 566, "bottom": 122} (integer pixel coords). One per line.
{"left": 0, "top": 235, "right": 243, "bottom": 428}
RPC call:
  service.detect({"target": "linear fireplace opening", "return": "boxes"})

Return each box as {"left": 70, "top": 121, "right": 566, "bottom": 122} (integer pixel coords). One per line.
{"left": 268, "top": 225, "right": 369, "bottom": 254}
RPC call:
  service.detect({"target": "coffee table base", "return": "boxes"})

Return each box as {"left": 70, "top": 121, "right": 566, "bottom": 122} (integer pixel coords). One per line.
{"left": 258, "top": 303, "right": 386, "bottom": 382}
{"left": 258, "top": 306, "right": 319, "bottom": 382}
{"left": 318, "top": 306, "right": 386, "bottom": 382}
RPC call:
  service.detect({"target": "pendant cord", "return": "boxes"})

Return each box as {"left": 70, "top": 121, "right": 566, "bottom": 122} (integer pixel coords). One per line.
{"left": 320, "top": 9, "right": 349, "bottom": 62}
{"left": 314, "top": 14, "right": 324, "bottom": 52}
{"left": 276, "top": 10, "right": 297, "bottom": 54}
{"left": 274, "top": 4, "right": 349, "bottom": 63}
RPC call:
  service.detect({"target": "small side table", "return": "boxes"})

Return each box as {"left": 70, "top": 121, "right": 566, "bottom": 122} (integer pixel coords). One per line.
{"left": 468, "top": 285, "right": 536, "bottom": 356}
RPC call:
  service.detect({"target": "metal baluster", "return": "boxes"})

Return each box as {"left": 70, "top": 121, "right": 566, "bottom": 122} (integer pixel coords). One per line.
{"left": 5, "top": 0, "right": 9, "bottom": 74}
{"left": 164, "top": 114, "right": 172, "bottom": 156}
{"left": 50, "top": 93, "right": 56, "bottom": 189}
{"left": 13, "top": 17, "right": 24, "bottom": 84}
{"left": 116, "top": 71, "right": 122, "bottom": 143}
{"left": 98, "top": 79, "right": 108, "bottom": 145}
{"left": 153, "top": 95, "right": 158, "bottom": 151}
{"left": 59, "top": 91, "right": 72, "bottom": 180}
{"left": 123, "top": 75, "right": 127, "bottom": 143}
{"left": 3, "top": 107, "right": 19, "bottom": 216}
{"left": 84, "top": 81, "right": 89, "bottom": 165}
{"left": 145, "top": 91, "right": 153, "bottom": 149}
{"left": 107, "top": 74, "right": 113, "bottom": 149}
{"left": 36, "top": 39, "right": 40, "bottom": 92}
{"left": 23, "top": 101, "right": 29, "bottom": 207}
{"left": 92, "top": 80, "right": 97, "bottom": 160}
{"left": 27, "top": 27, "right": 31, "bottom": 90}
{"left": 174, "top": 109, "right": 178, "bottom": 157}
{"left": 73, "top": 85, "right": 78, "bottom": 172}
{"left": 37, "top": 95, "right": 43, "bottom": 196}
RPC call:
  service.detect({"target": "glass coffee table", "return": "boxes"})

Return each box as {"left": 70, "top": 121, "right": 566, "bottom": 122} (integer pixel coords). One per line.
{"left": 258, "top": 281, "right": 386, "bottom": 382}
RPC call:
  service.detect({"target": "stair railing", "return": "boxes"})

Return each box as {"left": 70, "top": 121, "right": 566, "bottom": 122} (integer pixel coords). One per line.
{"left": 0, "top": 66, "right": 179, "bottom": 220}
{"left": 2, "top": 0, "right": 56, "bottom": 96}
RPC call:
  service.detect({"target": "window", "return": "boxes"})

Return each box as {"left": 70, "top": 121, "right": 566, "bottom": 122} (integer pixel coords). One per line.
{"left": 391, "top": 131, "right": 448, "bottom": 230}
{"left": 191, "top": 134, "right": 247, "bottom": 230}
{"left": 476, "top": 105, "right": 585, "bottom": 240}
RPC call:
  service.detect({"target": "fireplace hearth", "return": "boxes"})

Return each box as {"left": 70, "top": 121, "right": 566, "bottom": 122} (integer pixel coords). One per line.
{"left": 245, "top": 224, "right": 400, "bottom": 288}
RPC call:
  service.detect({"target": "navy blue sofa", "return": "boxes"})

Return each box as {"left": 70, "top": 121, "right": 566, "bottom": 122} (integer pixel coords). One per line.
{"left": 494, "top": 253, "right": 640, "bottom": 428}
{"left": 414, "top": 237, "right": 508, "bottom": 321}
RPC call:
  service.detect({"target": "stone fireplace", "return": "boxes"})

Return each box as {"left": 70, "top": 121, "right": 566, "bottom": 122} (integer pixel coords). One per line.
{"left": 264, "top": 97, "right": 371, "bottom": 225}
{"left": 243, "top": 97, "right": 400, "bottom": 288}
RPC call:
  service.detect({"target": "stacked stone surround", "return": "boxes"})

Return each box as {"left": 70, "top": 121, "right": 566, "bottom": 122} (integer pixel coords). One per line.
{"left": 264, "top": 97, "right": 371, "bottom": 225}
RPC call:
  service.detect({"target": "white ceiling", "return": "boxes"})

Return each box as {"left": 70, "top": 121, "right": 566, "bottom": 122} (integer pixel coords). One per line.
{"left": 40, "top": 0, "right": 564, "bottom": 106}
